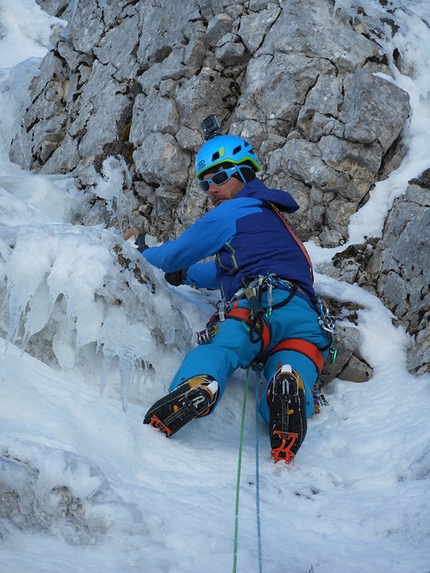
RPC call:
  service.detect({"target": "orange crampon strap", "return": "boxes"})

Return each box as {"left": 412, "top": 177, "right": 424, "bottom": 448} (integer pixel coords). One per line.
{"left": 271, "top": 430, "right": 298, "bottom": 463}
{"left": 268, "top": 338, "right": 324, "bottom": 375}
{"left": 147, "top": 414, "right": 173, "bottom": 437}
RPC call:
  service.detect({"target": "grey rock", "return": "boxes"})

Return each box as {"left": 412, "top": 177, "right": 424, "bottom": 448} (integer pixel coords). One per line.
{"left": 35, "top": 0, "right": 69, "bottom": 16}
{"left": 205, "top": 14, "right": 234, "bottom": 48}
{"left": 341, "top": 70, "right": 410, "bottom": 152}
{"left": 407, "top": 323, "right": 430, "bottom": 376}
{"left": 93, "top": 14, "right": 140, "bottom": 80}
{"left": 233, "top": 52, "right": 335, "bottom": 138}
{"left": 215, "top": 33, "right": 247, "bottom": 66}
{"left": 173, "top": 183, "right": 212, "bottom": 237}
{"left": 136, "top": 0, "right": 200, "bottom": 68}
{"left": 133, "top": 133, "right": 190, "bottom": 189}
{"left": 297, "top": 75, "right": 343, "bottom": 139}
{"left": 338, "top": 355, "right": 373, "bottom": 383}
{"left": 319, "top": 135, "right": 383, "bottom": 201}
{"left": 238, "top": 6, "right": 280, "bottom": 54}
{"left": 130, "top": 92, "right": 179, "bottom": 144}
{"left": 249, "top": 0, "right": 277, "bottom": 12}
{"left": 39, "top": 133, "right": 81, "bottom": 174}
{"left": 261, "top": 0, "right": 381, "bottom": 75}
{"left": 173, "top": 68, "right": 232, "bottom": 132}
{"left": 319, "top": 230, "right": 345, "bottom": 249}
{"left": 379, "top": 195, "right": 430, "bottom": 323}
{"left": 176, "top": 126, "right": 204, "bottom": 152}
{"left": 282, "top": 139, "right": 349, "bottom": 193}
{"left": 138, "top": 48, "right": 192, "bottom": 92}
{"left": 182, "top": 21, "right": 207, "bottom": 68}
{"left": 67, "top": 1, "right": 104, "bottom": 54}
{"left": 320, "top": 325, "right": 361, "bottom": 383}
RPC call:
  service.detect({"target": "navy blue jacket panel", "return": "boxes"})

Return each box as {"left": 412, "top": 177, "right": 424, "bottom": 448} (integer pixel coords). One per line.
{"left": 143, "top": 178, "right": 314, "bottom": 301}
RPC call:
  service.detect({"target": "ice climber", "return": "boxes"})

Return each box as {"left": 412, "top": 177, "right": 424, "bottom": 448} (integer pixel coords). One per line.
{"left": 137, "top": 123, "right": 332, "bottom": 463}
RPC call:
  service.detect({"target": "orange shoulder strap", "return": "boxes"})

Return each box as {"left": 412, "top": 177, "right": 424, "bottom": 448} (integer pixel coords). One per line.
{"left": 266, "top": 202, "right": 314, "bottom": 284}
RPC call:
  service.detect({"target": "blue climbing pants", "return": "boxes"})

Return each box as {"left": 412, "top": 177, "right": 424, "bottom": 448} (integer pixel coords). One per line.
{"left": 169, "top": 289, "right": 330, "bottom": 422}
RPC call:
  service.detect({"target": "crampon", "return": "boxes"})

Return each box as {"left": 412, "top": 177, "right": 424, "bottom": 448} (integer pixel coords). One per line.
{"left": 268, "top": 365, "right": 307, "bottom": 464}
{"left": 143, "top": 375, "right": 218, "bottom": 437}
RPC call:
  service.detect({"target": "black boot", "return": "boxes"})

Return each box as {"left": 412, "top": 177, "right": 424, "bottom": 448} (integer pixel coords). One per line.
{"left": 267, "top": 365, "right": 307, "bottom": 463}
{"left": 143, "top": 375, "right": 219, "bottom": 437}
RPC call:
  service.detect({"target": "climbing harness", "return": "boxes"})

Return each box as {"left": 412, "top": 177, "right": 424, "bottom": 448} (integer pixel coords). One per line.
{"left": 269, "top": 336, "right": 327, "bottom": 372}
{"left": 197, "top": 274, "right": 302, "bottom": 353}
{"left": 196, "top": 273, "right": 337, "bottom": 370}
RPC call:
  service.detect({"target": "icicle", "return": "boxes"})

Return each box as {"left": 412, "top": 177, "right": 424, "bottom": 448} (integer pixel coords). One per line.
{"left": 118, "top": 347, "right": 135, "bottom": 412}
{"left": 5, "top": 299, "right": 24, "bottom": 352}
{"left": 21, "top": 280, "right": 51, "bottom": 355}
{"left": 100, "top": 352, "right": 113, "bottom": 397}
{"left": 71, "top": 0, "right": 80, "bottom": 19}
{"left": 62, "top": 295, "right": 73, "bottom": 341}
{"left": 75, "top": 301, "right": 104, "bottom": 362}
{"left": 98, "top": 306, "right": 126, "bottom": 397}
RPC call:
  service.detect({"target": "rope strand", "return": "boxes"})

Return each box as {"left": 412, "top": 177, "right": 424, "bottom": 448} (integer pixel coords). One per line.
{"left": 255, "top": 370, "right": 263, "bottom": 573}
{"left": 233, "top": 366, "right": 250, "bottom": 573}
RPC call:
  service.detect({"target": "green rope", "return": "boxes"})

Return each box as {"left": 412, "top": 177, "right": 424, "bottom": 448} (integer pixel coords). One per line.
{"left": 233, "top": 366, "right": 251, "bottom": 573}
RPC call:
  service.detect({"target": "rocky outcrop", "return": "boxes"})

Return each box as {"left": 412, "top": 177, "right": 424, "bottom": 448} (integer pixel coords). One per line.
{"left": 9, "top": 0, "right": 428, "bottom": 377}
{"left": 373, "top": 181, "right": 430, "bottom": 375}
{"left": 13, "top": 0, "right": 409, "bottom": 245}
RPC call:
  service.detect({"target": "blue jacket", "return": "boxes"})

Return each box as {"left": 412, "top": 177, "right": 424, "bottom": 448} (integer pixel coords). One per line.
{"left": 143, "top": 178, "right": 315, "bottom": 302}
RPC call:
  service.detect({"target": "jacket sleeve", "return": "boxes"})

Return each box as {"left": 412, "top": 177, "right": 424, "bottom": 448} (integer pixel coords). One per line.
{"left": 184, "top": 261, "right": 219, "bottom": 289}
{"left": 142, "top": 202, "right": 240, "bottom": 272}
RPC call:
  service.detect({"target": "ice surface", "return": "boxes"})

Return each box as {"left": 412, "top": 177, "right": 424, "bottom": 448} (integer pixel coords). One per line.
{"left": 89, "top": 156, "right": 133, "bottom": 234}
{"left": 0, "top": 222, "right": 195, "bottom": 410}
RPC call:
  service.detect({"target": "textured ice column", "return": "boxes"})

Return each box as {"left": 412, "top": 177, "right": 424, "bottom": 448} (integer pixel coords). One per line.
{"left": 98, "top": 306, "right": 126, "bottom": 397}
{"left": 75, "top": 299, "right": 104, "bottom": 361}
{"left": 46, "top": 232, "right": 111, "bottom": 340}
{"left": 92, "top": 157, "right": 129, "bottom": 234}
{"left": 117, "top": 323, "right": 155, "bottom": 412}
{"left": 5, "top": 232, "right": 54, "bottom": 350}
{"left": 21, "top": 279, "right": 51, "bottom": 354}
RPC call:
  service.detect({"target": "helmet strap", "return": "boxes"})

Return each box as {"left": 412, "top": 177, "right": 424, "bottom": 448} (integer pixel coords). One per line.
{"left": 233, "top": 165, "right": 254, "bottom": 186}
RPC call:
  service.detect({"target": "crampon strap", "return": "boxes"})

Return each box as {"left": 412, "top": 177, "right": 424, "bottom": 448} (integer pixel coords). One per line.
{"left": 146, "top": 414, "right": 173, "bottom": 436}
{"left": 271, "top": 430, "right": 298, "bottom": 463}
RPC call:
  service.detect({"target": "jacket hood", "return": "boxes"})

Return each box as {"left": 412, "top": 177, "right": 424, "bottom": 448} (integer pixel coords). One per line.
{"left": 236, "top": 178, "right": 300, "bottom": 213}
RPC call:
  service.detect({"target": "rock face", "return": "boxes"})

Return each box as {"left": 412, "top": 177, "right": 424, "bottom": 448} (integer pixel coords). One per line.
{"left": 373, "top": 182, "right": 430, "bottom": 375}
{"left": 13, "top": 0, "right": 409, "bottom": 243}
{"left": 9, "top": 0, "right": 429, "bottom": 376}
